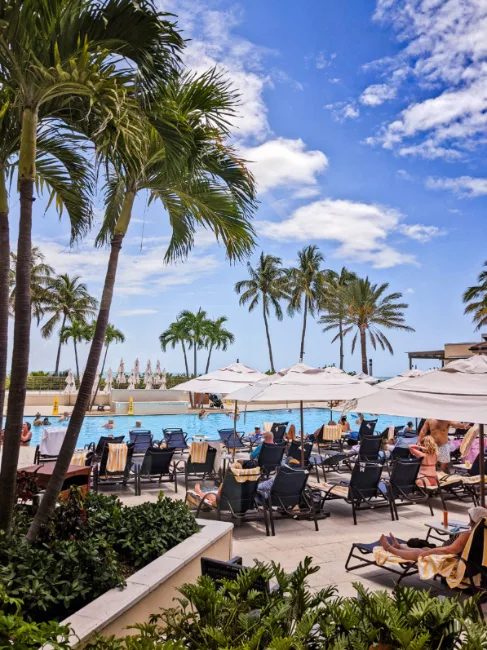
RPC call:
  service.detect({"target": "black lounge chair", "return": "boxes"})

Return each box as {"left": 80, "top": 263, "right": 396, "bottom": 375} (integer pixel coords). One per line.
{"left": 135, "top": 447, "right": 176, "bottom": 495}
{"left": 218, "top": 428, "right": 248, "bottom": 450}
{"left": 129, "top": 429, "right": 153, "bottom": 453}
{"left": 93, "top": 442, "right": 135, "bottom": 492}
{"left": 94, "top": 435, "right": 125, "bottom": 457}
{"left": 287, "top": 440, "right": 314, "bottom": 466}
{"left": 182, "top": 446, "right": 217, "bottom": 490}
{"left": 34, "top": 445, "right": 94, "bottom": 466}
{"left": 317, "top": 461, "right": 389, "bottom": 525}
{"left": 201, "top": 556, "right": 270, "bottom": 593}
{"left": 314, "top": 424, "right": 344, "bottom": 453}
{"left": 345, "top": 536, "right": 412, "bottom": 578}
{"left": 258, "top": 465, "right": 327, "bottom": 536}
{"left": 311, "top": 450, "right": 351, "bottom": 482}
{"left": 348, "top": 435, "right": 383, "bottom": 463}
{"left": 271, "top": 423, "right": 288, "bottom": 444}
{"left": 390, "top": 445, "right": 412, "bottom": 461}
{"left": 358, "top": 418, "right": 378, "bottom": 441}
{"left": 256, "top": 442, "right": 286, "bottom": 478}
{"left": 382, "top": 459, "right": 434, "bottom": 520}
{"left": 163, "top": 429, "right": 188, "bottom": 451}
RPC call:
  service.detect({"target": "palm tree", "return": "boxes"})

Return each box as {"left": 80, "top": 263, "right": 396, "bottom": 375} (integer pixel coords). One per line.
{"left": 319, "top": 267, "right": 358, "bottom": 370}
{"left": 160, "top": 320, "right": 191, "bottom": 379}
{"left": 40, "top": 274, "right": 98, "bottom": 376}
{"left": 204, "top": 316, "right": 234, "bottom": 373}
{"left": 2, "top": 0, "right": 180, "bottom": 536}
{"left": 235, "top": 253, "right": 289, "bottom": 373}
{"left": 463, "top": 262, "right": 487, "bottom": 330}
{"left": 91, "top": 323, "right": 125, "bottom": 407}
{"left": 9, "top": 247, "right": 54, "bottom": 324}
{"left": 341, "top": 277, "right": 415, "bottom": 373}
{"left": 288, "top": 245, "right": 329, "bottom": 362}
{"left": 59, "top": 320, "right": 93, "bottom": 382}
{"left": 178, "top": 309, "right": 210, "bottom": 378}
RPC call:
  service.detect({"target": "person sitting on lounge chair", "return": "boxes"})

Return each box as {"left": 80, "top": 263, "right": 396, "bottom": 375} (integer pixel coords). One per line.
{"left": 379, "top": 506, "right": 487, "bottom": 561}
{"left": 237, "top": 431, "right": 274, "bottom": 469}
{"left": 409, "top": 435, "right": 438, "bottom": 486}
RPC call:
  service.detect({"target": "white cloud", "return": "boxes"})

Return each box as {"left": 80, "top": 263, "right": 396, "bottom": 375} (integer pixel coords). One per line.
{"left": 118, "top": 309, "right": 159, "bottom": 317}
{"left": 405, "top": 288, "right": 415, "bottom": 294}
{"left": 292, "top": 187, "right": 321, "bottom": 199}
{"left": 257, "top": 198, "right": 418, "bottom": 268}
{"left": 426, "top": 175, "right": 487, "bottom": 197}
{"left": 328, "top": 77, "right": 341, "bottom": 84}
{"left": 325, "top": 102, "right": 360, "bottom": 122}
{"left": 398, "top": 224, "right": 446, "bottom": 243}
{"left": 397, "top": 169, "right": 413, "bottom": 181}
{"left": 240, "top": 138, "right": 328, "bottom": 193}
{"left": 360, "top": 83, "right": 397, "bottom": 106}
{"left": 367, "top": 0, "right": 487, "bottom": 158}
{"left": 312, "top": 51, "right": 337, "bottom": 69}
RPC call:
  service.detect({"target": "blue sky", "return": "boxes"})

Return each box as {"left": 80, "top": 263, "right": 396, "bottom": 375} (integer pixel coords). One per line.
{"left": 16, "top": 0, "right": 487, "bottom": 377}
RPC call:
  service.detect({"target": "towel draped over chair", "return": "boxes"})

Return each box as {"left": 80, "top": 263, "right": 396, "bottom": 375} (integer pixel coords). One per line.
{"left": 106, "top": 443, "right": 128, "bottom": 473}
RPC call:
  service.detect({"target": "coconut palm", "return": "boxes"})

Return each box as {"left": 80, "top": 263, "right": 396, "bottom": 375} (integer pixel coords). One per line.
{"left": 40, "top": 274, "right": 98, "bottom": 376}
{"left": 160, "top": 320, "right": 191, "bottom": 379}
{"left": 91, "top": 324, "right": 125, "bottom": 406}
{"left": 9, "top": 247, "right": 54, "bottom": 324}
{"left": 204, "top": 316, "right": 234, "bottom": 373}
{"left": 235, "top": 253, "right": 289, "bottom": 373}
{"left": 287, "top": 245, "right": 329, "bottom": 362}
{"left": 59, "top": 320, "right": 93, "bottom": 382}
{"left": 178, "top": 309, "right": 211, "bottom": 378}
{"left": 2, "top": 0, "right": 182, "bottom": 536}
{"left": 463, "top": 261, "right": 487, "bottom": 330}
{"left": 319, "top": 267, "right": 358, "bottom": 370}
{"left": 341, "top": 277, "right": 415, "bottom": 373}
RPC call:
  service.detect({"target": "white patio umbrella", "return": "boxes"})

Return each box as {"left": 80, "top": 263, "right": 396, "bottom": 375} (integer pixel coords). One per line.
{"left": 116, "top": 359, "right": 125, "bottom": 385}
{"left": 103, "top": 368, "right": 113, "bottom": 395}
{"left": 356, "top": 372, "right": 380, "bottom": 385}
{"left": 63, "top": 369, "right": 76, "bottom": 395}
{"left": 145, "top": 359, "right": 152, "bottom": 375}
{"left": 91, "top": 370, "right": 100, "bottom": 395}
{"left": 323, "top": 366, "right": 346, "bottom": 374}
{"left": 354, "top": 356, "right": 487, "bottom": 505}
{"left": 170, "top": 362, "right": 268, "bottom": 394}
{"left": 145, "top": 375, "right": 153, "bottom": 390}
{"left": 134, "top": 358, "right": 140, "bottom": 385}
{"left": 155, "top": 359, "right": 162, "bottom": 375}
{"left": 153, "top": 359, "right": 161, "bottom": 386}
{"left": 226, "top": 363, "right": 377, "bottom": 464}
{"left": 378, "top": 368, "right": 425, "bottom": 389}
{"left": 127, "top": 369, "right": 136, "bottom": 390}
{"left": 159, "top": 368, "right": 167, "bottom": 390}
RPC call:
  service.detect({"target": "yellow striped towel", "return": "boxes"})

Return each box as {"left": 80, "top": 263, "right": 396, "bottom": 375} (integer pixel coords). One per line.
{"left": 229, "top": 462, "right": 261, "bottom": 483}
{"left": 373, "top": 546, "right": 461, "bottom": 586}
{"left": 322, "top": 425, "right": 343, "bottom": 441}
{"left": 189, "top": 441, "right": 208, "bottom": 463}
{"left": 71, "top": 451, "right": 87, "bottom": 467}
{"left": 314, "top": 482, "right": 349, "bottom": 498}
{"left": 106, "top": 443, "right": 127, "bottom": 473}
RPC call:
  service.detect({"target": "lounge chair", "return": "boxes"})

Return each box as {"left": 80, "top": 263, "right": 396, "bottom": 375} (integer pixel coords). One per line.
{"left": 135, "top": 447, "right": 176, "bottom": 495}
{"left": 356, "top": 435, "right": 383, "bottom": 462}
{"left": 271, "top": 423, "right": 288, "bottom": 444}
{"left": 218, "top": 429, "right": 248, "bottom": 450}
{"left": 358, "top": 418, "right": 378, "bottom": 440}
{"left": 163, "top": 429, "right": 188, "bottom": 451}
{"left": 287, "top": 440, "right": 314, "bottom": 466}
{"left": 258, "top": 465, "right": 327, "bottom": 536}
{"left": 382, "top": 459, "right": 434, "bottom": 520}
{"left": 201, "top": 556, "right": 271, "bottom": 593}
{"left": 93, "top": 441, "right": 135, "bottom": 492}
{"left": 345, "top": 518, "right": 487, "bottom": 594}
{"left": 182, "top": 445, "right": 218, "bottom": 490}
{"left": 314, "top": 424, "right": 344, "bottom": 453}
{"left": 94, "top": 435, "right": 125, "bottom": 457}
{"left": 316, "top": 461, "right": 389, "bottom": 525}
{"left": 129, "top": 429, "right": 153, "bottom": 453}
{"left": 390, "top": 445, "right": 412, "bottom": 461}
{"left": 256, "top": 442, "right": 287, "bottom": 478}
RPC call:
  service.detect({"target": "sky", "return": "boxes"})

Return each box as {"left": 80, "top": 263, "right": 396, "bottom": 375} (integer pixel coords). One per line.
{"left": 12, "top": 0, "right": 487, "bottom": 377}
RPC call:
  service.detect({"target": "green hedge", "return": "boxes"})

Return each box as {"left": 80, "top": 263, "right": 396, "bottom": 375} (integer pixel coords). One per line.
{"left": 0, "top": 490, "right": 198, "bottom": 623}
{"left": 83, "top": 558, "right": 487, "bottom": 650}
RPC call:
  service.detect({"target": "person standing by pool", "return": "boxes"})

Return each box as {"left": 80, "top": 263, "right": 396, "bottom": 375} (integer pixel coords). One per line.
{"left": 20, "top": 422, "right": 32, "bottom": 446}
{"left": 419, "top": 419, "right": 469, "bottom": 472}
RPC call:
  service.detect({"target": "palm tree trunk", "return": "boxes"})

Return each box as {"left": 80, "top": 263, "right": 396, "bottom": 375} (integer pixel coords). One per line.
{"left": 91, "top": 344, "right": 109, "bottom": 409}
{"left": 299, "top": 295, "right": 308, "bottom": 362}
{"left": 193, "top": 338, "right": 197, "bottom": 377}
{"left": 26, "top": 190, "right": 135, "bottom": 542}
{"left": 0, "top": 169, "right": 9, "bottom": 431}
{"left": 360, "top": 327, "right": 368, "bottom": 374}
{"left": 181, "top": 342, "right": 189, "bottom": 379}
{"left": 73, "top": 339, "right": 80, "bottom": 385}
{"left": 0, "top": 108, "right": 37, "bottom": 533}
{"left": 54, "top": 314, "right": 67, "bottom": 375}
{"left": 263, "top": 299, "right": 275, "bottom": 373}
{"left": 339, "top": 317, "right": 344, "bottom": 370}
{"left": 205, "top": 345, "right": 213, "bottom": 374}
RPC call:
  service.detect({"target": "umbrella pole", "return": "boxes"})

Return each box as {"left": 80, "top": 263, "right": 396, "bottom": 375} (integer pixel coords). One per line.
{"left": 232, "top": 400, "right": 238, "bottom": 462}
{"left": 300, "top": 400, "right": 304, "bottom": 467}
{"left": 480, "top": 423, "right": 485, "bottom": 508}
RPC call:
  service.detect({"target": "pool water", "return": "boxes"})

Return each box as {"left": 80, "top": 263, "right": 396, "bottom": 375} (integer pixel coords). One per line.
{"left": 26, "top": 408, "right": 414, "bottom": 448}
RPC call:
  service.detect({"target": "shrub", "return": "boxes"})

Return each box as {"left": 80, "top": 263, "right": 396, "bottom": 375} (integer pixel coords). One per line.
{"left": 0, "top": 489, "right": 198, "bottom": 623}
{"left": 82, "top": 558, "right": 487, "bottom": 650}
{"left": 0, "top": 584, "right": 70, "bottom": 649}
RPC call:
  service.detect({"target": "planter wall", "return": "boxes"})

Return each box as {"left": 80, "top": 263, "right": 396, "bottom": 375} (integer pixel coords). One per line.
{"left": 62, "top": 519, "right": 233, "bottom": 648}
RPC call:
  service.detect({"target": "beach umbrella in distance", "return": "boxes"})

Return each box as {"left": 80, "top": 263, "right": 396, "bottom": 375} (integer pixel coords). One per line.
{"left": 145, "top": 374, "right": 153, "bottom": 390}
{"left": 145, "top": 359, "right": 152, "bottom": 375}
{"left": 144, "top": 365, "right": 153, "bottom": 387}
{"left": 155, "top": 359, "right": 162, "bottom": 375}
{"left": 91, "top": 369, "right": 100, "bottom": 395}
{"left": 356, "top": 372, "right": 380, "bottom": 385}
{"left": 159, "top": 368, "right": 167, "bottom": 390}
{"left": 127, "top": 369, "right": 136, "bottom": 390}
{"left": 134, "top": 358, "right": 140, "bottom": 385}
{"left": 116, "top": 359, "right": 125, "bottom": 385}
{"left": 378, "top": 368, "right": 425, "bottom": 389}
{"left": 153, "top": 359, "right": 162, "bottom": 385}
{"left": 63, "top": 369, "right": 76, "bottom": 394}
{"left": 323, "top": 366, "right": 346, "bottom": 374}
{"left": 103, "top": 368, "right": 113, "bottom": 395}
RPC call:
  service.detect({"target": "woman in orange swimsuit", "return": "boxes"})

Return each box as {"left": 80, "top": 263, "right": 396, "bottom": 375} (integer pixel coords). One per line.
{"left": 409, "top": 435, "right": 438, "bottom": 486}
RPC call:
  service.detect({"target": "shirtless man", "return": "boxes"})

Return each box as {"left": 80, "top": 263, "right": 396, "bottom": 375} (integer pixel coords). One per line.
{"left": 419, "top": 419, "right": 468, "bottom": 472}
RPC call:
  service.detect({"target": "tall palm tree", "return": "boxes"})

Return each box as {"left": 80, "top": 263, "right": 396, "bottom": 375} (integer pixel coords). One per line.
{"left": 178, "top": 309, "right": 210, "bottom": 378}
{"left": 463, "top": 261, "right": 487, "bottom": 330}
{"left": 341, "top": 277, "right": 415, "bottom": 373}
{"left": 41, "top": 274, "right": 98, "bottom": 376}
{"left": 204, "top": 316, "right": 234, "bottom": 373}
{"left": 235, "top": 253, "right": 289, "bottom": 373}
{"left": 160, "top": 320, "right": 191, "bottom": 379}
{"left": 2, "top": 0, "right": 180, "bottom": 536}
{"left": 91, "top": 323, "right": 125, "bottom": 407}
{"left": 319, "top": 267, "right": 357, "bottom": 370}
{"left": 288, "top": 245, "right": 329, "bottom": 362}
{"left": 59, "top": 320, "right": 93, "bottom": 382}
{"left": 9, "top": 247, "right": 54, "bottom": 324}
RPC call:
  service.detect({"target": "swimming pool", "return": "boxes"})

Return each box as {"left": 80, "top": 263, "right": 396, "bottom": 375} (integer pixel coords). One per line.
{"left": 26, "top": 408, "right": 414, "bottom": 448}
